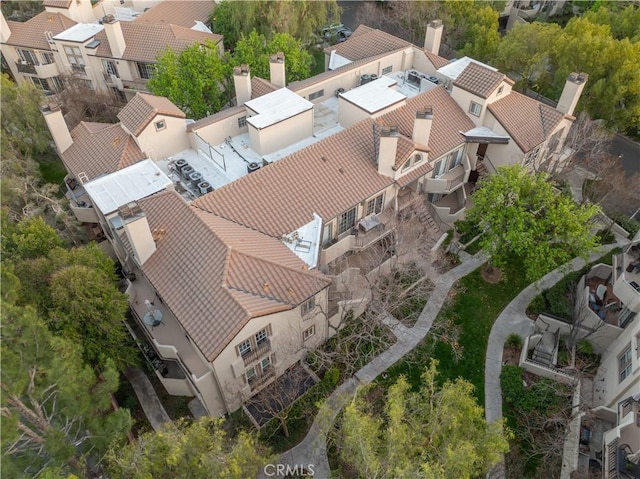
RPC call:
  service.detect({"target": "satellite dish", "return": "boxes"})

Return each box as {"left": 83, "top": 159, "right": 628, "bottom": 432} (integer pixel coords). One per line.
{"left": 143, "top": 299, "right": 163, "bottom": 327}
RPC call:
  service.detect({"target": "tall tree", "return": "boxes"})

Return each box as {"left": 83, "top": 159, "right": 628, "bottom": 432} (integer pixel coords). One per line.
{"left": 212, "top": 0, "right": 340, "bottom": 49}
{"left": 1, "top": 302, "right": 131, "bottom": 478}
{"left": 337, "top": 360, "right": 509, "bottom": 478}
{"left": 466, "top": 165, "right": 600, "bottom": 280}
{"left": 147, "top": 41, "right": 233, "bottom": 119}
{"left": 233, "top": 31, "right": 312, "bottom": 83}
{"left": 106, "top": 417, "right": 270, "bottom": 479}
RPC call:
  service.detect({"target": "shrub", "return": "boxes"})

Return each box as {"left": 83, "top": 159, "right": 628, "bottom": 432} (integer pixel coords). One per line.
{"left": 527, "top": 294, "right": 546, "bottom": 316}
{"left": 613, "top": 214, "right": 640, "bottom": 237}
{"left": 505, "top": 333, "right": 523, "bottom": 349}
{"left": 455, "top": 219, "right": 482, "bottom": 245}
{"left": 577, "top": 339, "right": 593, "bottom": 355}
{"left": 595, "top": 228, "right": 616, "bottom": 245}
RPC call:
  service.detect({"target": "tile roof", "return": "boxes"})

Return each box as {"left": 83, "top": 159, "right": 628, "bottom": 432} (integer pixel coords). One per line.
{"left": 117, "top": 92, "right": 185, "bottom": 136}
{"left": 377, "top": 86, "right": 475, "bottom": 160}
{"left": 192, "top": 119, "right": 394, "bottom": 237}
{"left": 139, "top": 191, "right": 329, "bottom": 360}
{"left": 94, "top": 23, "right": 221, "bottom": 62}
{"left": 487, "top": 91, "right": 565, "bottom": 152}
{"left": 423, "top": 50, "right": 450, "bottom": 69}
{"left": 133, "top": 0, "right": 213, "bottom": 28}
{"left": 62, "top": 122, "right": 145, "bottom": 182}
{"left": 251, "top": 77, "right": 280, "bottom": 99}
{"left": 453, "top": 63, "right": 505, "bottom": 99}
{"left": 5, "top": 11, "right": 76, "bottom": 50}
{"left": 323, "top": 25, "right": 411, "bottom": 61}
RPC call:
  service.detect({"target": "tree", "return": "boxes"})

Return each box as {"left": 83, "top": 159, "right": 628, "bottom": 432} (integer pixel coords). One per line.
{"left": 337, "top": 360, "right": 510, "bottom": 478}
{"left": 106, "top": 417, "right": 270, "bottom": 479}
{"left": 454, "top": 3, "right": 501, "bottom": 62}
{"left": 466, "top": 165, "right": 600, "bottom": 281}
{"left": 212, "top": 0, "right": 340, "bottom": 49}
{"left": 491, "top": 22, "right": 561, "bottom": 91}
{"left": 147, "top": 41, "right": 233, "bottom": 119}
{"left": 1, "top": 302, "right": 131, "bottom": 478}
{"left": 233, "top": 31, "right": 313, "bottom": 83}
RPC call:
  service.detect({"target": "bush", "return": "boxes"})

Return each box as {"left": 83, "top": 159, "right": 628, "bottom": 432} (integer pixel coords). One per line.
{"left": 577, "top": 339, "right": 593, "bottom": 355}
{"left": 595, "top": 228, "right": 616, "bottom": 245}
{"left": 505, "top": 333, "right": 523, "bottom": 349}
{"left": 455, "top": 219, "right": 482, "bottom": 245}
{"left": 613, "top": 214, "right": 640, "bottom": 238}
{"left": 527, "top": 294, "right": 546, "bottom": 316}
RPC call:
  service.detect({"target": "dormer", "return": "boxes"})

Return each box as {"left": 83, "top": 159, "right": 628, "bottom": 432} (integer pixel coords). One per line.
{"left": 450, "top": 62, "right": 506, "bottom": 127}
{"left": 44, "top": 0, "right": 96, "bottom": 23}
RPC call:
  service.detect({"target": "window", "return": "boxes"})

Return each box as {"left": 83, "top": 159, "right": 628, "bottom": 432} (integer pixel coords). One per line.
{"left": 497, "top": 85, "right": 504, "bottom": 95}
{"left": 245, "top": 366, "right": 257, "bottom": 384}
{"left": 103, "top": 60, "right": 119, "bottom": 78}
{"left": 238, "top": 116, "right": 247, "bottom": 128}
{"left": 136, "top": 62, "right": 155, "bottom": 80}
{"left": 382, "top": 65, "right": 393, "bottom": 75}
{"left": 337, "top": 207, "right": 357, "bottom": 235}
{"left": 64, "top": 45, "right": 85, "bottom": 71}
{"left": 468, "top": 101, "right": 482, "bottom": 117}
{"left": 303, "top": 325, "right": 316, "bottom": 341}
{"left": 41, "top": 52, "right": 55, "bottom": 65}
{"left": 322, "top": 222, "right": 333, "bottom": 246}
{"left": 17, "top": 48, "right": 38, "bottom": 65}
{"left": 237, "top": 339, "right": 252, "bottom": 357}
{"left": 308, "top": 89, "right": 324, "bottom": 101}
{"left": 432, "top": 158, "right": 447, "bottom": 178}
{"left": 260, "top": 356, "right": 271, "bottom": 372}
{"left": 154, "top": 120, "right": 166, "bottom": 131}
{"left": 366, "top": 193, "right": 384, "bottom": 216}
{"left": 619, "top": 344, "right": 632, "bottom": 382}
{"left": 111, "top": 87, "right": 126, "bottom": 102}
{"left": 301, "top": 297, "right": 315, "bottom": 316}
{"left": 449, "top": 148, "right": 464, "bottom": 169}
{"left": 414, "top": 153, "right": 423, "bottom": 165}
{"left": 51, "top": 76, "right": 64, "bottom": 92}
{"left": 255, "top": 328, "right": 268, "bottom": 346}
{"left": 32, "top": 77, "right": 51, "bottom": 93}
{"left": 523, "top": 144, "right": 542, "bottom": 165}
{"left": 401, "top": 158, "right": 411, "bottom": 172}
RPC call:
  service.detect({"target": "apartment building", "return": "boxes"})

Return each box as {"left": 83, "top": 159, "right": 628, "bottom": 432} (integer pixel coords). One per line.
{"left": 41, "top": 20, "right": 587, "bottom": 418}
{"left": 1, "top": 0, "right": 221, "bottom": 100}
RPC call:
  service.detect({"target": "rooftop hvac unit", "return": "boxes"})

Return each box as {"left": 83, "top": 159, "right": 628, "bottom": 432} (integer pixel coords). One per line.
{"left": 360, "top": 74, "right": 372, "bottom": 85}
{"left": 175, "top": 159, "right": 189, "bottom": 174}
{"left": 181, "top": 165, "right": 194, "bottom": 178}
{"left": 370, "top": 73, "right": 378, "bottom": 82}
{"left": 335, "top": 87, "right": 345, "bottom": 97}
{"left": 188, "top": 171, "right": 203, "bottom": 185}
{"left": 197, "top": 181, "right": 213, "bottom": 195}
{"left": 247, "top": 162, "right": 261, "bottom": 174}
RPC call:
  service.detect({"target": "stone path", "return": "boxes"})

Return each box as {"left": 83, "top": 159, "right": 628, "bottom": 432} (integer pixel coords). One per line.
{"left": 262, "top": 253, "right": 487, "bottom": 478}
{"left": 123, "top": 367, "right": 172, "bottom": 431}
{"left": 484, "top": 239, "right": 627, "bottom": 479}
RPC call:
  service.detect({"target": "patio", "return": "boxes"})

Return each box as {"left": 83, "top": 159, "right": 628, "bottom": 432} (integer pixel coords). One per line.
{"left": 586, "top": 276, "right": 621, "bottom": 326}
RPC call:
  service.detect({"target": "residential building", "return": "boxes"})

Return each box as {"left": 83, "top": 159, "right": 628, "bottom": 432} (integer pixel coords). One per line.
{"left": 1, "top": 0, "right": 221, "bottom": 100}
{"left": 42, "top": 20, "right": 587, "bottom": 418}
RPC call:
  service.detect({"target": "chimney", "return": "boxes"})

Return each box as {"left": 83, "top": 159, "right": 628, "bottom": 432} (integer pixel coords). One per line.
{"left": 424, "top": 20, "right": 443, "bottom": 55}
{"left": 120, "top": 203, "right": 156, "bottom": 266}
{"left": 233, "top": 64, "right": 252, "bottom": 106}
{"left": 556, "top": 72, "right": 588, "bottom": 116}
{"left": 412, "top": 107, "right": 433, "bottom": 147}
{"left": 269, "top": 52, "right": 286, "bottom": 88}
{"left": 1, "top": 10, "right": 11, "bottom": 44}
{"left": 41, "top": 103, "right": 73, "bottom": 154}
{"left": 377, "top": 125, "right": 399, "bottom": 178}
{"left": 102, "top": 15, "right": 126, "bottom": 59}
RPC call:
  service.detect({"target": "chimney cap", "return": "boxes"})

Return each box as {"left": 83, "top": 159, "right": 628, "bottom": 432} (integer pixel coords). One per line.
{"left": 416, "top": 107, "right": 433, "bottom": 119}
{"left": 567, "top": 72, "right": 588, "bottom": 84}
{"left": 380, "top": 125, "right": 399, "bottom": 137}
{"left": 233, "top": 64, "right": 250, "bottom": 76}
{"left": 102, "top": 14, "right": 116, "bottom": 24}
{"left": 428, "top": 19, "right": 443, "bottom": 28}
{"left": 269, "top": 52, "right": 285, "bottom": 63}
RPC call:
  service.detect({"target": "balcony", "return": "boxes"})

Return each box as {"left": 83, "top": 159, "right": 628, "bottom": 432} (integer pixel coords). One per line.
{"left": 432, "top": 183, "right": 473, "bottom": 224}
{"left": 354, "top": 208, "right": 394, "bottom": 251}
{"left": 424, "top": 154, "right": 471, "bottom": 194}
{"left": 241, "top": 338, "right": 271, "bottom": 366}
{"left": 248, "top": 365, "right": 276, "bottom": 390}
{"left": 15, "top": 61, "right": 36, "bottom": 74}
{"left": 603, "top": 404, "right": 640, "bottom": 479}
{"left": 35, "top": 62, "right": 60, "bottom": 78}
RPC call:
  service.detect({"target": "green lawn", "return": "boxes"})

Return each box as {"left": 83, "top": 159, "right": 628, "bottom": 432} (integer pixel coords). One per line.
{"left": 383, "top": 258, "right": 530, "bottom": 405}
{"left": 310, "top": 50, "right": 325, "bottom": 76}
{"left": 36, "top": 149, "right": 67, "bottom": 185}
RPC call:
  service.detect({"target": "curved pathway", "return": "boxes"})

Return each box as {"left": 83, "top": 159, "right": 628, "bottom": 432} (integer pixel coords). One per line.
{"left": 484, "top": 239, "right": 627, "bottom": 479}
{"left": 264, "top": 253, "right": 487, "bottom": 478}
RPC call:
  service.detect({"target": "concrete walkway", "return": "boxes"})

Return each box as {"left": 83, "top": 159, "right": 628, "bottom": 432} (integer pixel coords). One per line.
{"left": 123, "top": 367, "right": 172, "bottom": 431}
{"left": 484, "top": 239, "right": 627, "bottom": 479}
{"left": 265, "top": 253, "right": 487, "bottom": 478}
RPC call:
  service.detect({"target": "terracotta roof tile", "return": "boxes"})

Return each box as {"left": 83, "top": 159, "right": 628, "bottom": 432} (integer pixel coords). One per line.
{"left": 377, "top": 86, "right": 474, "bottom": 160}
{"left": 5, "top": 11, "right": 76, "bottom": 50}
{"left": 423, "top": 50, "right": 450, "bottom": 69}
{"left": 251, "top": 77, "right": 279, "bottom": 99}
{"left": 193, "top": 119, "right": 394, "bottom": 236}
{"left": 133, "top": 0, "right": 213, "bottom": 28}
{"left": 62, "top": 122, "right": 145, "bottom": 182}
{"left": 453, "top": 63, "right": 504, "bottom": 99}
{"left": 323, "top": 25, "right": 410, "bottom": 61}
{"left": 139, "top": 191, "right": 329, "bottom": 360}
{"left": 117, "top": 92, "right": 185, "bottom": 136}
{"left": 396, "top": 161, "right": 434, "bottom": 188}
{"left": 94, "top": 23, "right": 221, "bottom": 62}
{"left": 487, "top": 91, "right": 565, "bottom": 152}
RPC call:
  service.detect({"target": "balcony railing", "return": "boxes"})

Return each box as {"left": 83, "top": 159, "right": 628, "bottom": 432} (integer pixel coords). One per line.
{"left": 248, "top": 365, "right": 275, "bottom": 389}
{"left": 16, "top": 61, "right": 37, "bottom": 74}
{"left": 241, "top": 338, "right": 271, "bottom": 366}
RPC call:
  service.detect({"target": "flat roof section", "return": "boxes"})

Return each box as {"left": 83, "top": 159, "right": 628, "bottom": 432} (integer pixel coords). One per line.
{"left": 53, "top": 23, "right": 104, "bottom": 42}
{"left": 245, "top": 88, "right": 313, "bottom": 129}
{"left": 438, "top": 56, "right": 497, "bottom": 81}
{"left": 84, "top": 159, "right": 172, "bottom": 214}
{"left": 340, "top": 76, "right": 406, "bottom": 114}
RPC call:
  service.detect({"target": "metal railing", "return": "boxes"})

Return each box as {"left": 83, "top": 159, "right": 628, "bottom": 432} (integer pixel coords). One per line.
{"left": 248, "top": 366, "right": 275, "bottom": 389}
{"left": 16, "top": 61, "right": 36, "bottom": 74}
{"left": 241, "top": 338, "right": 271, "bottom": 366}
